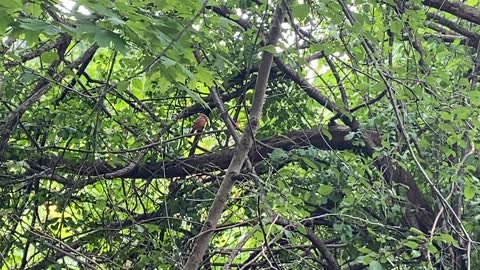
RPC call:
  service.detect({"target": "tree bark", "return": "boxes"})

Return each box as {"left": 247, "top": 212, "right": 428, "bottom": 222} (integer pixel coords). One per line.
{"left": 183, "top": 2, "right": 289, "bottom": 269}
{"left": 423, "top": 0, "right": 480, "bottom": 25}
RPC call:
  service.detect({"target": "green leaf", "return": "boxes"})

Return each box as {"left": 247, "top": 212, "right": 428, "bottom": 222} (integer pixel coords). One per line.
{"left": 292, "top": 4, "right": 310, "bottom": 21}
{"left": 161, "top": 57, "right": 176, "bottom": 67}
{"left": 464, "top": 182, "right": 476, "bottom": 200}
{"left": 344, "top": 132, "right": 355, "bottom": 140}
{"left": 452, "top": 38, "right": 462, "bottom": 46}
{"left": 0, "top": 0, "right": 22, "bottom": 9}
{"left": 318, "top": 184, "right": 334, "bottom": 196}
{"left": 427, "top": 243, "right": 439, "bottom": 254}
{"left": 436, "top": 233, "right": 458, "bottom": 247}
{"left": 357, "top": 83, "right": 370, "bottom": 93}
{"left": 409, "top": 227, "right": 424, "bottom": 236}
{"left": 40, "top": 51, "right": 59, "bottom": 63}
{"left": 411, "top": 249, "right": 421, "bottom": 258}
{"left": 178, "top": 84, "right": 210, "bottom": 109}
{"left": 438, "top": 123, "right": 454, "bottom": 133}
{"left": 369, "top": 261, "right": 383, "bottom": 270}
{"left": 321, "top": 126, "right": 333, "bottom": 140}
{"left": 94, "top": 28, "right": 128, "bottom": 54}
{"left": 301, "top": 157, "right": 318, "bottom": 169}
{"left": 19, "top": 18, "right": 62, "bottom": 35}
{"left": 194, "top": 66, "right": 215, "bottom": 87}
{"left": 405, "top": 241, "right": 418, "bottom": 249}
{"left": 358, "top": 247, "right": 373, "bottom": 253}
{"left": 0, "top": 10, "right": 13, "bottom": 34}
{"left": 297, "top": 225, "right": 307, "bottom": 235}
{"left": 117, "top": 81, "right": 129, "bottom": 92}
{"left": 390, "top": 20, "right": 403, "bottom": 34}
{"left": 258, "top": 45, "right": 276, "bottom": 54}
{"left": 271, "top": 148, "right": 289, "bottom": 162}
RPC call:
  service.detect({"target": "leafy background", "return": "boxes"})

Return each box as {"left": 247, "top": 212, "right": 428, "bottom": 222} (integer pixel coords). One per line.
{"left": 1, "top": 0, "right": 480, "bottom": 269}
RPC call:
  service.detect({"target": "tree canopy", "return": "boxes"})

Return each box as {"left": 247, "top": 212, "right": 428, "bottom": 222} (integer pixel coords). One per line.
{"left": 1, "top": 0, "right": 480, "bottom": 269}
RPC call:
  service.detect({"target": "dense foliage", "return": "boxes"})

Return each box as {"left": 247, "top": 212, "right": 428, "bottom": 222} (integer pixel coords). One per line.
{"left": 1, "top": 0, "right": 480, "bottom": 269}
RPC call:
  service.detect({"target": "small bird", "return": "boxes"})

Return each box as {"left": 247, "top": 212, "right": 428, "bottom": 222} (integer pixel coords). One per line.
{"left": 190, "top": 113, "right": 208, "bottom": 135}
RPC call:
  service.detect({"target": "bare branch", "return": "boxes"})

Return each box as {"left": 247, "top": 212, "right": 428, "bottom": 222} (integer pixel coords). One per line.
{"left": 274, "top": 57, "right": 359, "bottom": 130}
{"left": 274, "top": 214, "right": 340, "bottom": 270}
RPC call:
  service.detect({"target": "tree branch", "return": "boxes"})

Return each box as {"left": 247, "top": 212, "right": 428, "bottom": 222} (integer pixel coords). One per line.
{"left": 274, "top": 214, "right": 340, "bottom": 270}
{"left": 31, "top": 126, "right": 356, "bottom": 184}
{"left": 183, "top": 3, "right": 289, "bottom": 268}
{"left": 426, "top": 12, "right": 480, "bottom": 40}
{"left": 274, "top": 57, "right": 359, "bottom": 130}
{"left": 423, "top": 0, "right": 480, "bottom": 26}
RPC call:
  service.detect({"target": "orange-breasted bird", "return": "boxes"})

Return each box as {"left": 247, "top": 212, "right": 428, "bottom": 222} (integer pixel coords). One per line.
{"left": 190, "top": 113, "right": 208, "bottom": 135}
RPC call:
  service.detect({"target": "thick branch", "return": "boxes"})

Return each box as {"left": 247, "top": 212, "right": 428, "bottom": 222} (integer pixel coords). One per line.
{"left": 426, "top": 12, "right": 480, "bottom": 41}
{"left": 423, "top": 0, "right": 480, "bottom": 25}
{"left": 4, "top": 33, "right": 72, "bottom": 68}
{"left": 34, "top": 126, "right": 356, "bottom": 182}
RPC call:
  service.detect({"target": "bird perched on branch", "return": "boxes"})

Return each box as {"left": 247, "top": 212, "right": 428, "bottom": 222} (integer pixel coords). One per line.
{"left": 188, "top": 113, "right": 208, "bottom": 156}
{"left": 190, "top": 113, "right": 208, "bottom": 135}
